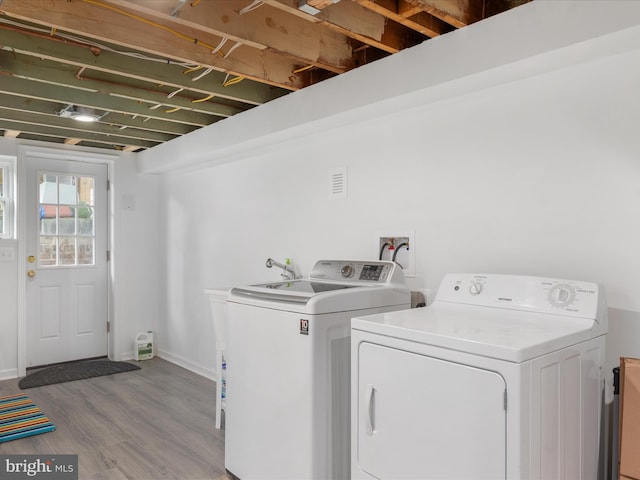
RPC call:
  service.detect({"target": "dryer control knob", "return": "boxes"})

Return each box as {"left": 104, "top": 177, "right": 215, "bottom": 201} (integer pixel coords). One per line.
{"left": 469, "top": 282, "right": 483, "bottom": 295}
{"left": 548, "top": 283, "right": 576, "bottom": 308}
{"left": 555, "top": 288, "right": 570, "bottom": 302}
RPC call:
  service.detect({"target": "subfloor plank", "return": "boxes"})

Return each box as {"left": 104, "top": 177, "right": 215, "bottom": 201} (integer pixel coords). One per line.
{"left": 0, "top": 358, "right": 226, "bottom": 480}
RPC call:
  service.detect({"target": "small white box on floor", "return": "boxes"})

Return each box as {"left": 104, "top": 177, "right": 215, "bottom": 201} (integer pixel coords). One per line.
{"left": 134, "top": 331, "right": 153, "bottom": 361}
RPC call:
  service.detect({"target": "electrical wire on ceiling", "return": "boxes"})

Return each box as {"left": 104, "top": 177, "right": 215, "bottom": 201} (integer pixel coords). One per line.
{"left": 211, "top": 37, "right": 228, "bottom": 55}
{"left": 0, "top": 16, "right": 232, "bottom": 103}
{"left": 170, "top": 0, "right": 187, "bottom": 17}
{"left": 223, "top": 73, "right": 244, "bottom": 87}
{"left": 239, "top": 1, "right": 264, "bottom": 15}
{"left": 223, "top": 42, "right": 242, "bottom": 59}
{"left": 191, "top": 68, "right": 213, "bottom": 81}
{"left": 183, "top": 66, "right": 203, "bottom": 74}
{"left": 77, "top": 0, "right": 242, "bottom": 60}
{"left": 0, "top": 17, "right": 199, "bottom": 70}
{"left": 167, "top": 87, "right": 184, "bottom": 98}
{"left": 292, "top": 65, "right": 314, "bottom": 74}
{"left": 191, "top": 94, "right": 215, "bottom": 103}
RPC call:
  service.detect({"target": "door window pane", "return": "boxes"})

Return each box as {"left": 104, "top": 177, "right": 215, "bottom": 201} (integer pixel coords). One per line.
{"left": 58, "top": 176, "right": 75, "bottom": 205}
{"left": 39, "top": 236, "right": 57, "bottom": 266}
{"left": 59, "top": 237, "right": 76, "bottom": 265}
{"left": 38, "top": 173, "right": 96, "bottom": 267}
{"left": 77, "top": 237, "right": 94, "bottom": 265}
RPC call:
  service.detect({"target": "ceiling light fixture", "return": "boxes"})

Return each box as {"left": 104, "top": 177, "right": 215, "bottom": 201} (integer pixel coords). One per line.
{"left": 58, "top": 105, "right": 106, "bottom": 123}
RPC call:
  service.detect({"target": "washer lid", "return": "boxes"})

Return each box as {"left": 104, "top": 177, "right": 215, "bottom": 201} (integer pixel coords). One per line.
{"left": 351, "top": 303, "right": 600, "bottom": 363}
{"left": 253, "top": 280, "right": 357, "bottom": 294}
{"left": 230, "top": 282, "right": 409, "bottom": 314}
{"left": 228, "top": 259, "right": 410, "bottom": 314}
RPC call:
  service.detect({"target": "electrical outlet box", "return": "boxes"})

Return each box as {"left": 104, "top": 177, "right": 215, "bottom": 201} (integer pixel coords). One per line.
{"left": 376, "top": 231, "right": 415, "bottom": 277}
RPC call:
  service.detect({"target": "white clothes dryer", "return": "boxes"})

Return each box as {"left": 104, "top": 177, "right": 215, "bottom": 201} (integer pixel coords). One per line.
{"left": 351, "top": 274, "right": 608, "bottom": 480}
{"left": 225, "top": 260, "right": 410, "bottom": 480}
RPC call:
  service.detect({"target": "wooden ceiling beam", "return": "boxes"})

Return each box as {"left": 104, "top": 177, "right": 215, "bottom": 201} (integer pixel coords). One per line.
{"left": 0, "top": 93, "right": 199, "bottom": 136}
{"left": 0, "top": 0, "right": 310, "bottom": 90}
{"left": 307, "top": 0, "right": 339, "bottom": 9}
{"left": 408, "top": 0, "right": 484, "bottom": 28}
{"left": 398, "top": 1, "right": 425, "bottom": 18}
{"left": 352, "top": 0, "right": 451, "bottom": 37}
{"left": 106, "top": 0, "right": 353, "bottom": 73}
{"left": 0, "top": 74, "right": 216, "bottom": 126}
{"left": 0, "top": 25, "right": 286, "bottom": 106}
{"left": 0, "top": 49, "right": 245, "bottom": 119}
{"left": 263, "top": 0, "right": 413, "bottom": 54}
{"left": 0, "top": 118, "right": 160, "bottom": 149}
{"left": 3, "top": 129, "right": 21, "bottom": 138}
{"left": 0, "top": 108, "right": 177, "bottom": 143}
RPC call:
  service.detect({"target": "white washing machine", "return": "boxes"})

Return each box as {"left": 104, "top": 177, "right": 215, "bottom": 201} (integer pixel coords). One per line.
{"left": 351, "top": 274, "right": 608, "bottom": 480}
{"left": 225, "top": 260, "right": 410, "bottom": 480}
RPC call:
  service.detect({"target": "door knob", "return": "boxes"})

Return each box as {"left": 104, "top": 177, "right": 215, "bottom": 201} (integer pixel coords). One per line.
{"left": 27, "top": 270, "right": 36, "bottom": 278}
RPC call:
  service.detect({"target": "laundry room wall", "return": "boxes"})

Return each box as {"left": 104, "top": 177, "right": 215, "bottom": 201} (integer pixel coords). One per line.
{"left": 149, "top": 1, "right": 640, "bottom": 387}
{"left": 111, "top": 152, "right": 163, "bottom": 361}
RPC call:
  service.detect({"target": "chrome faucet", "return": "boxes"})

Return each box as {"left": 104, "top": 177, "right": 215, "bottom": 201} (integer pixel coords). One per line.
{"left": 266, "top": 258, "right": 298, "bottom": 280}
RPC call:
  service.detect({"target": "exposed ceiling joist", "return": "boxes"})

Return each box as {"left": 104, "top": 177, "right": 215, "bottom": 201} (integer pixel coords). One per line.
{"left": 0, "top": 0, "right": 529, "bottom": 152}
{"left": 3, "top": 129, "right": 21, "bottom": 138}
{"left": 353, "top": 0, "right": 453, "bottom": 37}
{"left": 106, "top": 0, "right": 354, "bottom": 73}
{"left": 0, "top": 0, "right": 310, "bottom": 90}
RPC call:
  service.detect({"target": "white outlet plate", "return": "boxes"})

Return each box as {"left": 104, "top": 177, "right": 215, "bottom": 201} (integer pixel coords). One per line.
{"left": 376, "top": 230, "right": 415, "bottom": 277}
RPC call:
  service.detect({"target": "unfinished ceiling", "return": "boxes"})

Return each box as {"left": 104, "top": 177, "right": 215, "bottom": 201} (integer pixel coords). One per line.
{"left": 0, "top": 0, "right": 530, "bottom": 152}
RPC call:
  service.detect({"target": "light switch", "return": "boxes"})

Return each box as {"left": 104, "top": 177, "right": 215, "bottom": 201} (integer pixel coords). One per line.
{"left": 0, "top": 247, "right": 15, "bottom": 261}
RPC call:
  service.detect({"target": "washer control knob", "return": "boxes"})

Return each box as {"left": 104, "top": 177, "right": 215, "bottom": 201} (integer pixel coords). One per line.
{"left": 341, "top": 264, "right": 355, "bottom": 278}
{"left": 469, "top": 281, "right": 483, "bottom": 295}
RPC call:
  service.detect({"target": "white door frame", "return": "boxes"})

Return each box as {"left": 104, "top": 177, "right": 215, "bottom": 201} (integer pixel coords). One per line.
{"left": 17, "top": 145, "right": 117, "bottom": 377}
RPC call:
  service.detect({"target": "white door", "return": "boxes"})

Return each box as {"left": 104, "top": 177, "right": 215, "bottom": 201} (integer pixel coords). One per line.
{"left": 25, "top": 157, "right": 108, "bottom": 367}
{"left": 356, "top": 342, "right": 506, "bottom": 480}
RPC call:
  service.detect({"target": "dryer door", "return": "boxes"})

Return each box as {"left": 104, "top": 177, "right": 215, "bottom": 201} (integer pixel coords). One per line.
{"left": 356, "top": 342, "right": 507, "bottom": 479}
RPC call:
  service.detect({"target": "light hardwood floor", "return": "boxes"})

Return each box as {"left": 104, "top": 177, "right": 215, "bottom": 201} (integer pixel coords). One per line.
{"left": 0, "top": 358, "right": 227, "bottom": 480}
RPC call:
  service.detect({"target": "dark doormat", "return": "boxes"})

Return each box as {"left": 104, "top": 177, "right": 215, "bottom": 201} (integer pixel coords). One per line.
{"left": 18, "top": 360, "right": 141, "bottom": 389}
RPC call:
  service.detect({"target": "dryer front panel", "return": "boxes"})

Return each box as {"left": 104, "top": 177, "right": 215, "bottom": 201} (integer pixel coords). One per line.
{"left": 355, "top": 342, "right": 507, "bottom": 479}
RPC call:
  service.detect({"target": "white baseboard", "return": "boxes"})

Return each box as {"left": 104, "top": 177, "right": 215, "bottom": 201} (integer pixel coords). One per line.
{"left": 120, "top": 351, "right": 134, "bottom": 361}
{"left": 0, "top": 368, "right": 18, "bottom": 381}
{"left": 157, "top": 349, "right": 216, "bottom": 382}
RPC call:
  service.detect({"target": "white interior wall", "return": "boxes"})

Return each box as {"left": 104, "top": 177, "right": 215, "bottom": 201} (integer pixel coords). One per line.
{"left": 112, "top": 153, "right": 162, "bottom": 360}
{"left": 0, "top": 139, "right": 20, "bottom": 379}
{"left": 157, "top": 38, "right": 640, "bottom": 388}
